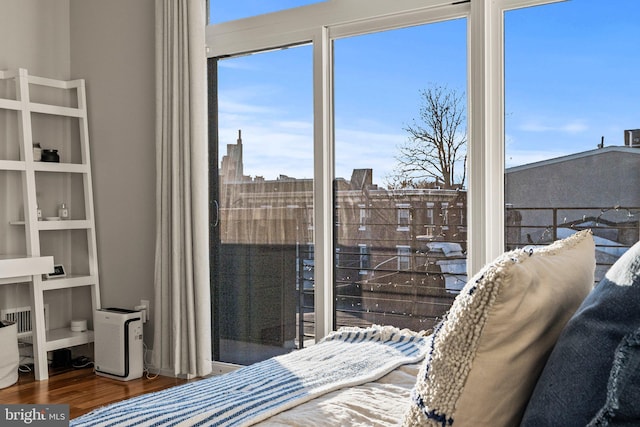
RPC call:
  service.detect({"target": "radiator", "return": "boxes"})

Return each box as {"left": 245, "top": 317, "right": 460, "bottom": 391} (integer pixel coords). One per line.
{"left": 0, "top": 305, "right": 49, "bottom": 339}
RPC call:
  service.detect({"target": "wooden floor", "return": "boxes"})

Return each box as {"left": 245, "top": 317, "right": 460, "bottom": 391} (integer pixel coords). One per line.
{"left": 0, "top": 366, "right": 190, "bottom": 419}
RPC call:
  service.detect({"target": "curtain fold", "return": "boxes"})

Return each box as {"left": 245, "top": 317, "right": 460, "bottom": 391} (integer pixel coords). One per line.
{"left": 153, "top": 0, "right": 211, "bottom": 378}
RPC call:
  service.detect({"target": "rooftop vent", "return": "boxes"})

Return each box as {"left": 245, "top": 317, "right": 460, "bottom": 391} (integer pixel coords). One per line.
{"left": 624, "top": 129, "right": 640, "bottom": 147}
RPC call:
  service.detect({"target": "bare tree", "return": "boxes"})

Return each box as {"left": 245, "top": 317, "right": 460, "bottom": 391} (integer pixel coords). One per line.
{"left": 388, "top": 85, "right": 467, "bottom": 189}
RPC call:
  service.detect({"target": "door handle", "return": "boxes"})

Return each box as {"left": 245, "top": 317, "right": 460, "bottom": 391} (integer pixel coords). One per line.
{"left": 213, "top": 199, "right": 219, "bottom": 227}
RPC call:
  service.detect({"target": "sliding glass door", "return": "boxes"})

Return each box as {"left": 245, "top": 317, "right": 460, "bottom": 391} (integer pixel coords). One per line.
{"left": 208, "top": 0, "right": 617, "bottom": 367}
{"left": 211, "top": 45, "right": 314, "bottom": 365}
{"left": 333, "top": 19, "right": 468, "bottom": 333}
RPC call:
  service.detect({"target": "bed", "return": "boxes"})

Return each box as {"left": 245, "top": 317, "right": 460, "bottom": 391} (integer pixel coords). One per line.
{"left": 71, "top": 326, "right": 428, "bottom": 427}
{"left": 72, "top": 232, "right": 640, "bottom": 426}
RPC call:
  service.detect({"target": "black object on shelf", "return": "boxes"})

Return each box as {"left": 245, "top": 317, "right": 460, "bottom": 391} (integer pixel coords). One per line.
{"left": 51, "top": 348, "right": 72, "bottom": 368}
{"left": 41, "top": 149, "right": 60, "bottom": 162}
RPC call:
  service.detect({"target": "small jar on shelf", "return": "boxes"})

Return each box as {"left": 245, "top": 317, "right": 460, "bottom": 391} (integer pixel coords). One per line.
{"left": 33, "top": 143, "right": 42, "bottom": 161}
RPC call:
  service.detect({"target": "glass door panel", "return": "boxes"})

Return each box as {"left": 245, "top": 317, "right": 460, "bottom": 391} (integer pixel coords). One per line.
{"left": 333, "top": 19, "right": 468, "bottom": 332}
{"left": 504, "top": 0, "right": 640, "bottom": 281}
{"left": 213, "top": 45, "right": 313, "bottom": 365}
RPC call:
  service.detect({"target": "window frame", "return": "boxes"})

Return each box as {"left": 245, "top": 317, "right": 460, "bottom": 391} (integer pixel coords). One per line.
{"left": 396, "top": 245, "right": 411, "bottom": 271}
{"left": 425, "top": 202, "right": 435, "bottom": 225}
{"left": 358, "top": 243, "right": 370, "bottom": 275}
{"left": 441, "top": 202, "right": 449, "bottom": 226}
{"left": 396, "top": 204, "right": 411, "bottom": 231}
{"left": 358, "top": 204, "right": 367, "bottom": 231}
{"left": 206, "top": 0, "right": 564, "bottom": 342}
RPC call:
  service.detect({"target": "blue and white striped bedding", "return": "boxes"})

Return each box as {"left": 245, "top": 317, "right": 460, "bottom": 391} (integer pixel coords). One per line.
{"left": 71, "top": 325, "right": 430, "bottom": 427}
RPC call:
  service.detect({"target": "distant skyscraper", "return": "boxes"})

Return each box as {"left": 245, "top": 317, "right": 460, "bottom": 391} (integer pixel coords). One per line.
{"left": 220, "top": 129, "right": 246, "bottom": 182}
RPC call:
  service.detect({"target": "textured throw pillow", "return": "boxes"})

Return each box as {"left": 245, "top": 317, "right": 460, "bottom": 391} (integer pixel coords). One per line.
{"left": 403, "top": 229, "right": 595, "bottom": 427}
{"left": 521, "top": 239, "right": 640, "bottom": 427}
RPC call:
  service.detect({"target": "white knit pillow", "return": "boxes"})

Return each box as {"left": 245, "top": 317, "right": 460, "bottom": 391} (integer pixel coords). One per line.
{"left": 403, "top": 229, "right": 595, "bottom": 427}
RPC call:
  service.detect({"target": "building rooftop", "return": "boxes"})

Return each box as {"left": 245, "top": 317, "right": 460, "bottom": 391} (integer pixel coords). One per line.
{"left": 506, "top": 145, "right": 640, "bottom": 174}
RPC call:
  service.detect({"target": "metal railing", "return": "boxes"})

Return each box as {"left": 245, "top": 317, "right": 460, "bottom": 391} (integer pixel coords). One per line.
{"left": 298, "top": 205, "right": 639, "bottom": 342}
{"left": 506, "top": 206, "right": 639, "bottom": 277}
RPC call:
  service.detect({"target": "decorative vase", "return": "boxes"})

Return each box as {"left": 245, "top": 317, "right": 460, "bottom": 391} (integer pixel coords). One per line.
{"left": 41, "top": 149, "right": 60, "bottom": 162}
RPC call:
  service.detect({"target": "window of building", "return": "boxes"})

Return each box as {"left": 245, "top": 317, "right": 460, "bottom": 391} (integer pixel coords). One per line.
{"left": 358, "top": 204, "right": 367, "bottom": 231}
{"left": 440, "top": 202, "right": 449, "bottom": 225}
{"left": 396, "top": 204, "right": 411, "bottom": 231}
{"left": 307, "top": 206, "right": 314, "bottom": 230}
{"left": 359, "top": 244, "right": 370, "bottom": 275}
{"left": 456, "top": 202, "right": 464, "bottom": 226}
{"left": 397, "top": 246, "right": 411, "bottom": 271}
{"left": 426, "top": 202, "right": 434, "bottom": 225}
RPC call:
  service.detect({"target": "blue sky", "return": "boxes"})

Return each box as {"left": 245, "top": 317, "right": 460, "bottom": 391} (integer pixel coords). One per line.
{"left": 504, "top": 0, "right": 640, "bottom": 167}
{"left": 212, "top": 0, "right": 640, "bottom": 184}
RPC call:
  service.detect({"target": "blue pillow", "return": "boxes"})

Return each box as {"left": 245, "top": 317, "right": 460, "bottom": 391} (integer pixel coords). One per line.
{"left": 521, "top": 240, "right": 640, "bottom": 427}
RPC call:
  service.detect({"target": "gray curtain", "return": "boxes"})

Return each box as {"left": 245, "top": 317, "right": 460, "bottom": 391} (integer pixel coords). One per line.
{"left": 153, "top": 0, "right": 211, "bottom": 378}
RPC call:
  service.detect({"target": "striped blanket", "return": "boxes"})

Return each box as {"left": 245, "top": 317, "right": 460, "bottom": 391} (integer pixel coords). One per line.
{"left": 71, "top": 325, "right": 430, "bottom": 427}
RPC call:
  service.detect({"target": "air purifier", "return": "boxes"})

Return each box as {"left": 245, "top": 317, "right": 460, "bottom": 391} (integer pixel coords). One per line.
{"left": 94, "top": 308, "right": 143, "bottom": 381}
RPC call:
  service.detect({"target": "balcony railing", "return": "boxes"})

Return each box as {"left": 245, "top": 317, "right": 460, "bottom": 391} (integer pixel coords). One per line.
{"left": 506, "top": 205, "right": 639, "bottom": 281}
{"left": 299, "top": 205, "right": 639, "bottom": 344}
{"left": 218, "top": 204, "right": 639, "bottom": 350}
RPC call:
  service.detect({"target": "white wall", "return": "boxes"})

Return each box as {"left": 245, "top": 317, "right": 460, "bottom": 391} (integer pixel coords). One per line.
{"left": 0, "top": 0, "right": 157, "bottom": 350}
{"left": 0, "top": 0, "right": 72, "bottom": 317}
{"left": 0, "top": 0, "right": 71, "bottom": 79}
{"left": 70, "top": 0, "right": 157, "bottom": 347}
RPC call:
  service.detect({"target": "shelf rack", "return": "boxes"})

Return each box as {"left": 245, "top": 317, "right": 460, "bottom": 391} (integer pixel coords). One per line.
{"left": 0, "top": 68, "right": 101, "bottom": 380}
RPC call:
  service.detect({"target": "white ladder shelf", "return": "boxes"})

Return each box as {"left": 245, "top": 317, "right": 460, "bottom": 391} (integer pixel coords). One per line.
{"left": 0, "top": 68, "right": 101, "bottom": 380}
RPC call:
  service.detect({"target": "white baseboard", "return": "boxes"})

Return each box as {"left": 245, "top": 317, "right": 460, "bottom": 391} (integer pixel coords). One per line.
{"left": 142, "top": 347, "right": 237, "bottom": 379}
